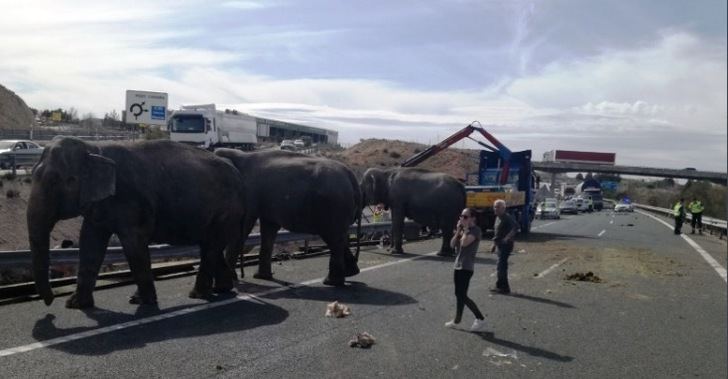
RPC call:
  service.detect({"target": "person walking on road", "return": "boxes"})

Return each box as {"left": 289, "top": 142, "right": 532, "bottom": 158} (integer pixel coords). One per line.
{"left": 688, "top": 198, "right": 704, "bottom": 234}
{"left": 491, "top": 199, "right": 518, "bottom": 294}
{"left": 445, "top": 207, "right": 487, "bottom": 332}
{"left": 673, "top": 198, "right": 686, "bottom": 235}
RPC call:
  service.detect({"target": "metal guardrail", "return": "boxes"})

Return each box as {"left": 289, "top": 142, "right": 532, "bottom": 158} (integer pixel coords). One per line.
{"left": 631, "top": 202, "right": 726, "bottom": 238}
{"left": 0, "top": 220, "right": 418, "bottom": 268}
{"left": 1, "top": 153, "right": 42, "bottom": 175}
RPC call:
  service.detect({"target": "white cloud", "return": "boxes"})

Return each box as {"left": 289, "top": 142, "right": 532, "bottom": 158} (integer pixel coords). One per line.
{"left": 0, "top": 1, "right": 724, "bottom": 171}
{"left": 221, "top": 1, "right": 272, "bottom": 10}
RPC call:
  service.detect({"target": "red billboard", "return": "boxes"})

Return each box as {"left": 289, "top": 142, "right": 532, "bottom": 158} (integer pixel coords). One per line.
{"left": 544, "top": 150, "right": 616, "bottom": 165}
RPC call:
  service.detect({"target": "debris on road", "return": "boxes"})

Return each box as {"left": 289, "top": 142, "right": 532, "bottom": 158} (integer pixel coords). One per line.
{"left": 325, "top": 301, "right": 351, "bottom": 318}
{"left": 483, "top": 347, "right": 518, "bottom": 366}
{"left": 349, "top": 332, "right": 376, "bottom": 348}
{"left": 274, "top": 249, "right": 292, "bottom": 261}
{"left": 565, "top": 271, "right": 603, "bottom": 283}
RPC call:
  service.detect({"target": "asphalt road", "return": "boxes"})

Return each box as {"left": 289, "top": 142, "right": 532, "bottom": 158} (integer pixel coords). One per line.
{"left": 0, "top": 211, "right": 726, "bottom": 378}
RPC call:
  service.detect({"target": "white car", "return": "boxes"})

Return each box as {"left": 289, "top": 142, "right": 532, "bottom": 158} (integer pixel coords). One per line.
{"left": 280, "top": 139, "right": 296, "bottom": 150}
{"left": 537, "top": 200, "right": 561, "bottom": 219}
{"left": 293, "top": 139, "right": 305, "bottom": 148}
{"left": 614, "top": 202, "right": 634, "bottom": 212}
{"left": 0, "top": 140, "right": 44, "bottom": 169}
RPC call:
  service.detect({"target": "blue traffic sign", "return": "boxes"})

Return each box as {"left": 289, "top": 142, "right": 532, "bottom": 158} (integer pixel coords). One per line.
{"left": 151, "top": 106, "right": 166, "bottom": 120}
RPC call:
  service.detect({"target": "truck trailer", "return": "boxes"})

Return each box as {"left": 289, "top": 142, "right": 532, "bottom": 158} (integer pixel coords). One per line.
{"left": 167, "top": 104, "right": 257, "bottom": 150}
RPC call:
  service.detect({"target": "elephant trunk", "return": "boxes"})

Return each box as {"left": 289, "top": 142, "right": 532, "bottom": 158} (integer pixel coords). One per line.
{"left": 27, "top": 188, "right": 57, "bottom": 306}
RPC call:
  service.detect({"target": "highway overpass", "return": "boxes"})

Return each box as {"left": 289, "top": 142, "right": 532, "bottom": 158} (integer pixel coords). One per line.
{"left": 533, "top": 161, "right": 727, "bottom": 184}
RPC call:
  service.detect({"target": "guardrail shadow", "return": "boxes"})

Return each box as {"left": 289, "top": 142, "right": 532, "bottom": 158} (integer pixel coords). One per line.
{"left": 520, "top": 232, "right": 598, "bottom": 243}
{"left": 361, "top": 248, "right": 497, "bottom": 266}
{"left": 241, "top": 280, "right": 418, "bottom": 306}
{"left": 31, "top": 298, "right": 289, "bottom": 356}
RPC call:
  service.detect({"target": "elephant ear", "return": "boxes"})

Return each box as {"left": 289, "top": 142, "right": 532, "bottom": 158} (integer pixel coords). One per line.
{"left": 80, "top": 153, "right": 116, "bottom": 207}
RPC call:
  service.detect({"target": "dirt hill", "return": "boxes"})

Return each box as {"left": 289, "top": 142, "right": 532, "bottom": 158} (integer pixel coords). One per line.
{"left": 322, "top": 138, "right": 480, "bottom": 181}
{"left": 0, "top": 84, "right": 33, "bottom": 130}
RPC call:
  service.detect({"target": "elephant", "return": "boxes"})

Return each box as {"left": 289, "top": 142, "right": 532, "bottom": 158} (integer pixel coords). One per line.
{"left": 28, "top": 137, "right": 245, "bottom": 309}
{"left": 214, "top": 149, "right": 361, "bottom": 286}
{"left": 360, "top": 167, "right": 465, "bottom": 256}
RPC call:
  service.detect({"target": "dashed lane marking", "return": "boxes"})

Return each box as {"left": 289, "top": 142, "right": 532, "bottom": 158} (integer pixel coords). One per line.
{"left": 636, "top": 210, "right": 726, "bottom": 282}
{"left": 0, "top": 252, "right": 440, "bottom": 358}
{"left": 535, "top": 258, "right": 569, "bottom": 278}
{"left": 598, "top": 230, "right": 606, "bottom": 237}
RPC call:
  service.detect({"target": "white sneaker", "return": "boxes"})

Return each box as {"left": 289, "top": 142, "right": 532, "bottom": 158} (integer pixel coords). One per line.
{"left": 470, "top": 319, "right": 487, "bottom": 332}
{"left": 444, "top": 320, "right": 458, "bottom": 329}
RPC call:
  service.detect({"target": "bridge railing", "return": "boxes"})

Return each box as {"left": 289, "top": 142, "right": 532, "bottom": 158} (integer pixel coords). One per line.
{"left": 631, "top": 202, "right": 726, "bottom": 238}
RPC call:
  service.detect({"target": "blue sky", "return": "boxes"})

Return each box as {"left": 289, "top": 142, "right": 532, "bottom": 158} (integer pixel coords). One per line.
{"left": 0, "top": 0, "right": 726, "bottom": 170}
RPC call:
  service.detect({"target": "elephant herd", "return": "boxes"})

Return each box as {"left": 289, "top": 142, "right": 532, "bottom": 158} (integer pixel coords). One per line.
{"left": 28, "top": 137, "right": 465, "bottom": 309}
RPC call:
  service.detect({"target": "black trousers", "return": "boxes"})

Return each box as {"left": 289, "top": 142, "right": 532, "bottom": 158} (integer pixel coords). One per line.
{"left": 674, "top": 216, "right": 684, "bottom": 234}
{"left": 454, "top": 269, "right": 484, "bottom": 323}
{"left": 691, "top": 213, "right": 703, "bottom": 231}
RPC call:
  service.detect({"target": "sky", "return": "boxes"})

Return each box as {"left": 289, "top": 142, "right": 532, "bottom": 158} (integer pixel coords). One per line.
{"left": 0, "top": 0, "right": 726, "bottom": 171}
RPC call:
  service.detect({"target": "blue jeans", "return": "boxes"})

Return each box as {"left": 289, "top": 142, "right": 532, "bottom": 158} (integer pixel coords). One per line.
{"left": 496, "top": 242, "right": 513, "bottom": 290}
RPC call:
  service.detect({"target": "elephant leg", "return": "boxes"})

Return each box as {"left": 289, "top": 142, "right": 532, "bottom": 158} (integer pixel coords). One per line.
{"left": 321, "top": 234, "right": 351, "bottom": 286}
{"left": 194, "top": 236, "right": 235, "bottom": 297}
{"left": 254, "top": 220, "right": 279, "bottom": 280}
{"left": 224, "top": 216, "right": 257, "bottom": 280}
{"left": 390, "top": 207, "right": 405, "bottom": 254}
{"left": 212, "top": 238, "right": 235, "bottom": 294}
{"left": 66, "top": 221, "right": 112, "bottom": 309}
{"left": 118, "top": 232, "right": 157, "bottom": 305}
{"left": 438, "top": 226, "right": 456, "bottom": 256}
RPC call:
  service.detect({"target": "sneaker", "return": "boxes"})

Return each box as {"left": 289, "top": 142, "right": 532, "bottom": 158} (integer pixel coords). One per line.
{"left": 470, "top": 319, "right": 487, "bottom": 332}
{"left": 444, "top": 320, "right": 458, "bottom": 329}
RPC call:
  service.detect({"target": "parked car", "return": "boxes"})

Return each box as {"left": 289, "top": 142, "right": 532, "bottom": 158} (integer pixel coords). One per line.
{"left": 537, "top": 199, "right": 561, "bottom": 219}
{"left": 293, "top": 139, "right": 306, "bottom": 148}
{"left": 614, "top": 202, "right": 634, "bottom": 212}
{"left": 574, "top": 196, "right": 593, "bottom": 212}
{"left": 0, "top": 140, "right": 44, "bottom": 169}
{"left": 559, "top": 199, "right": 579, "bottom": 214}
{"left": 280, "top": 139, "right": 296, "bottom": 150}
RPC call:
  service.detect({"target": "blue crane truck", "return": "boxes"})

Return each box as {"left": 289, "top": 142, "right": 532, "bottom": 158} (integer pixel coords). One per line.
{"left": 401, "top": 122, "right": 536, "bottom": 235}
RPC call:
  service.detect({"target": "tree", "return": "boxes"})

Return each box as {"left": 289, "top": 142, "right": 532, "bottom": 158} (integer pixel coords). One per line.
{"left": 67, "top": 107, "right": 79, "bottom": 122}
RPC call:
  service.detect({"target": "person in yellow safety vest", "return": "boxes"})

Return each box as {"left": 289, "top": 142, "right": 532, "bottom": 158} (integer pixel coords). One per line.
{"left": 673, "top": 198, "right": 686, "bottom": 235}
{"left": 688, "top": 198, "right": 704, "bottom": 234}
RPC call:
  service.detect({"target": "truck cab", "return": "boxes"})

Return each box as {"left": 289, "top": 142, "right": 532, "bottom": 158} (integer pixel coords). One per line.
{"left": 168, "top": 104, "right": 218, "bottom": 149}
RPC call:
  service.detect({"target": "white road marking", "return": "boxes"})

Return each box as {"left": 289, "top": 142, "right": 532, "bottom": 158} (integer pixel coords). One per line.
{"left": 0, "top": 252, "right": 439, "bottom": 358}
{"left": 598, "top": 230, "right": 606, "bottom": 237}
{"left": 609, "top": 220, "right": 614, "bottom": 224}
{"left": 532, "top": 221, "right": 557, "bottom": 230}
{"left": 535, "top": 258, "right": 569, "bottom": 278}
{"left": 636, "top": 210, "right": 727, "bottom": 282}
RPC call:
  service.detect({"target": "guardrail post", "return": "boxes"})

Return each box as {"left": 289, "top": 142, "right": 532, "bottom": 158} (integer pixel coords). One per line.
{"left": 11, "top": 154, "right": 16, "bottom": 176}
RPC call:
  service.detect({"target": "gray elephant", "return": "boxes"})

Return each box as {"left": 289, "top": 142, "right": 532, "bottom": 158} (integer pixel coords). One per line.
{"left": 360, "top": 167, "right": 465, "bottom": 256}
{"left": 28, "top": 137, "right": 244, "bottom": 309}
{"left": 215, "top": 149, "right": 361, "bottom": 286}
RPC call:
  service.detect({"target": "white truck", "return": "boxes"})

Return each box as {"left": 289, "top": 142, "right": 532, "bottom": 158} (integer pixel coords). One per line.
{"left": 167, "top": 104, "right": 257, "bottom": 150}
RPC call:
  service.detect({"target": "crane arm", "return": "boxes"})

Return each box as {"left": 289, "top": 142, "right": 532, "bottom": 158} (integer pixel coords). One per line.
{"left": 400, "top": 122, "right": 513, "bottom": 185}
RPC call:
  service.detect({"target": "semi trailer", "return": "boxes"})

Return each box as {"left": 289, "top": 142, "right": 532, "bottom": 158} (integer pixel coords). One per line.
{"left": 167, "top": 104, "right": 257, "bottom": 150}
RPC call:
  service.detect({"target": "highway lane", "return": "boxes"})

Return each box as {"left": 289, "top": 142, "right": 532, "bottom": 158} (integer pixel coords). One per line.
{"left": 0, "top": 211, "right": 725, "bottom": 378}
